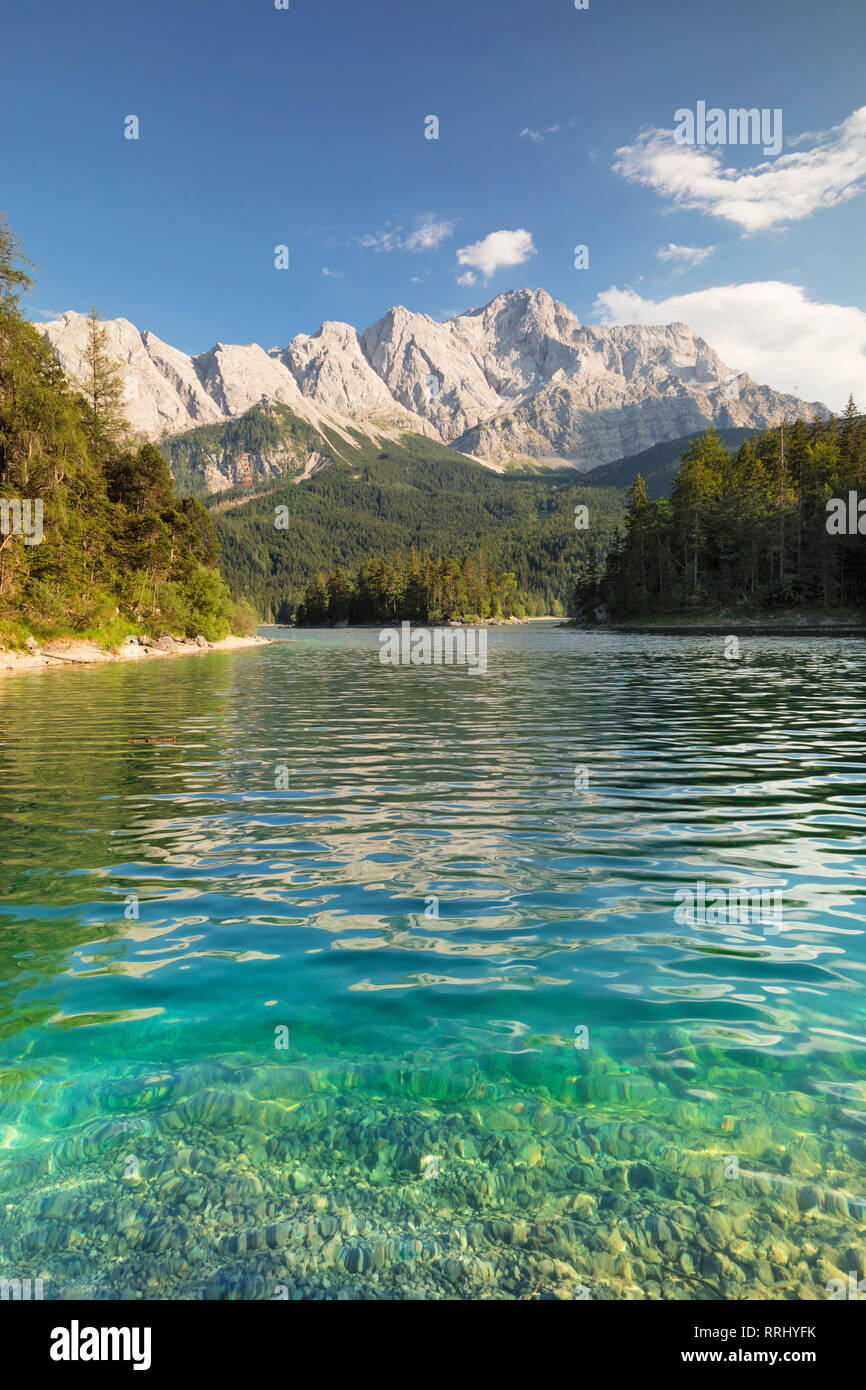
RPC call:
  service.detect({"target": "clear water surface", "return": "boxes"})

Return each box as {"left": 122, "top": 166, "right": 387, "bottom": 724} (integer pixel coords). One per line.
{"left": 0, "top": 624, "right": 864, "bottom": 1300}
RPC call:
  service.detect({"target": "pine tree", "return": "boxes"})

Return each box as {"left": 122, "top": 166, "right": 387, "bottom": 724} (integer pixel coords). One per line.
{"left": 82, "top": 306, "right": 127, "bottom": 455}
{"left": 0, "top": 212, "right": 34, "bottom": 310}
{"left": 842, "top": 395, "right": 860, "bottom": 484}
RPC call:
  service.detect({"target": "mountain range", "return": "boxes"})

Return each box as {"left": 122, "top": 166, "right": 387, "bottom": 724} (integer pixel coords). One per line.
{"left": 37, "top": 289, "right": 826, "bottom": 483}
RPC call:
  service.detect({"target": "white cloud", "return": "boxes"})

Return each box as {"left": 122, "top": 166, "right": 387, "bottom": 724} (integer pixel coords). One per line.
{"left": 613, "top": 105, "right": 866, "bottom": 231}
{"left": 520, "top": 125, "right": 557, "bottom": 143}
{"left": 403, "top": 215, "right": 456, "bottom": 252}
{"left": 592, "top": 280, "right": 866, "bottom": 411}
{"left": 358, "top": 226, "right": 402, "bottom": 252}
{"left": 456, "top": 271, "right": 477, "bottom": 286}
{"left": 321, "top": 267, "right": 345, "bottom": 278}
{"left": 656, "top": 243, "right": 715, "bottom": 269}
{"left": 518, "top": 117, "right": 574, "bottom": 143}
{"left": 456, "top": 229, "right": 536, "bottom": 280}
{"left": 358, "top": 214, "right": 455, "bottom": 254}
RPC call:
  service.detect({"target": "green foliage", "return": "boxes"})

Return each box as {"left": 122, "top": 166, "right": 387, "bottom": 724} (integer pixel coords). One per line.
{"left": 294, "top": 550, "right": 528, "bottom": 625}
{"left": 230, "top": 596, "right": 259, "bottom": 636}
{"left": 575, "top": 418, "right": 866, "bottom": 620}
{"left": 158, "top": 569, "right": 235, "bottom": 641}
{"left": 0, "top": 214, "right": 250, "bottom": 645}
{"left": 206, "top": 423, "right": 626, "bottom": 620}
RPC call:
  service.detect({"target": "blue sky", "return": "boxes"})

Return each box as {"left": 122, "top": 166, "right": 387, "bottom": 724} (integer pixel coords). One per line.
{"left": 4, "top": 0, "right": 865, "bottom": 407}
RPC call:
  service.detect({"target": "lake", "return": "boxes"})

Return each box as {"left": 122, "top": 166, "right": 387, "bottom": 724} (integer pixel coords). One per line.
{"left": 1, "top": 623, "right": 865, "bottom": 1300}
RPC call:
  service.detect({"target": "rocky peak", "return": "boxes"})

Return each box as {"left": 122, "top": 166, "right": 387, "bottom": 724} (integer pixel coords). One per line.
{"left": 35, "top": 290, "right": 827, "bottom": 471}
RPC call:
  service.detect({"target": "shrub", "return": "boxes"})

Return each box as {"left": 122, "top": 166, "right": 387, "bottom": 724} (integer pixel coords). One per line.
{"left": 230, "top": 598, "right": 259, "bottom": 636}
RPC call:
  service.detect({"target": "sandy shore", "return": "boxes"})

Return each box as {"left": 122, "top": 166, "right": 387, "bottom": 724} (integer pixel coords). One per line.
{"left": 0, "top": 633, "right": 271, "bottom": 679}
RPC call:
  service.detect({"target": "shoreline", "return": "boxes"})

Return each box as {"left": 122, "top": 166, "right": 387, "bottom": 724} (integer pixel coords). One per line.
{"left": 591, "top": 624, "right": 866, "bottom": 637}
{"left": 266, "top": 616, "right": 556, "bottom": 632}
{"left": 566, "top": 612, "right": 866, "bottom": 636}
{"left": 0, "top": 633, "right": 271, "bottom": 679}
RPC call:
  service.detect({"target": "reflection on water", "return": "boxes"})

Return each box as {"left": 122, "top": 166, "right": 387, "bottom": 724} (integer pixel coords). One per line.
{"left": 0, "top": 626, "right": 864, "bottom": 1299}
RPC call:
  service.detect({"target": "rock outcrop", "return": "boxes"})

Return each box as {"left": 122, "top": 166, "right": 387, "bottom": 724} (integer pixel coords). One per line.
{"left": 37, "top": 290, "right": 826, "bottom": 470}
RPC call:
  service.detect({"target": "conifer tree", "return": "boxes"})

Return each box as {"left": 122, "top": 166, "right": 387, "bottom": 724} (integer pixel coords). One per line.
{"left": 82, "top": 306, "right": 127, "bottom": 456}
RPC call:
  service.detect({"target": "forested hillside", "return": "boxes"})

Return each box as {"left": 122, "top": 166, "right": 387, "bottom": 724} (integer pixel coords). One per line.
{"left": 582, "top": 426, "right": 758, "bottom": 498}
{"left": 574, "top": 413, "right": 866, "bottom": 620}
{"left": 210, "top": 436, "right": 625, "bottom": 620}
{"left": 160, "top": 403, "right": 327, "bottom": 497}
{"left": 0, "top": 215, "right": 252, "bottom": 645}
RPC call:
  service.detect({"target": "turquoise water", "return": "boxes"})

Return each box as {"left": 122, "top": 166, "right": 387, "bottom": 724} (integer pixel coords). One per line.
{"left": 1, "top": 625, "right": 865, "bottom": 1300}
